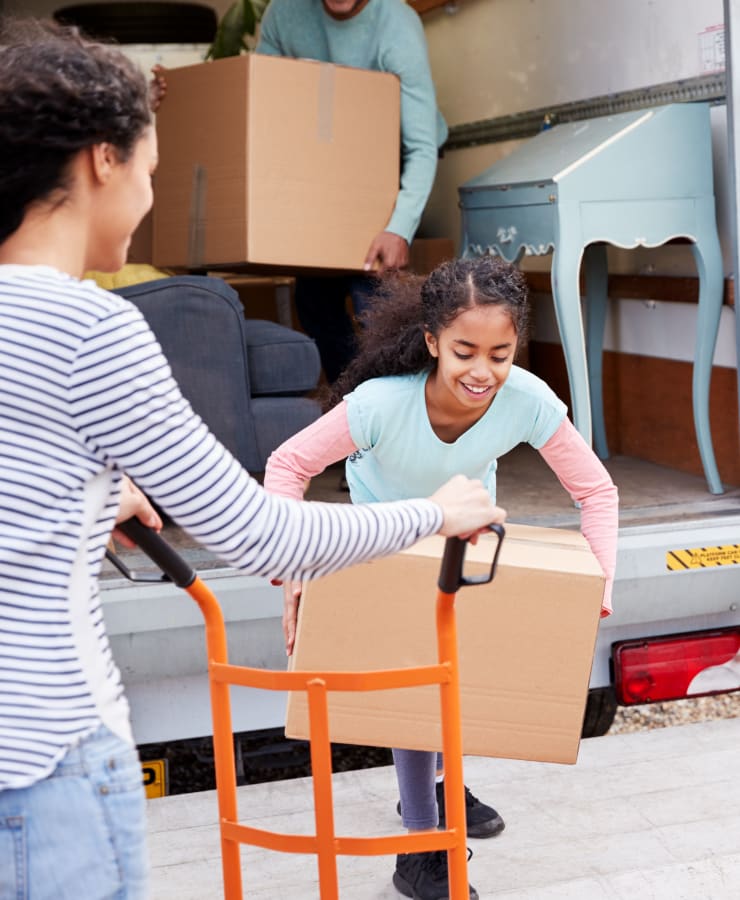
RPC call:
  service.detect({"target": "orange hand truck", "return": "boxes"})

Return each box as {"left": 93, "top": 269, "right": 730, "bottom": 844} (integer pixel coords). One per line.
{"left": 110, "top": 520, "right": 504, "bottom": 899}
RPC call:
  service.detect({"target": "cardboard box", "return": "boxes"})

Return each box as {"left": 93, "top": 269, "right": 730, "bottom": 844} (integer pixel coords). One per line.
{"left": 152, "top": 54, "right": 400, "bottom": 271}
{"left": 286, "top": 525, "right": 604, "bottom": 764}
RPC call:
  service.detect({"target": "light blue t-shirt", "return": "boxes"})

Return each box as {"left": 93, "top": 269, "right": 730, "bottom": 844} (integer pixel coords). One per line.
{"left": 344, "top": 367, "right": 567, "bottom": 503}
{"left": 256, "top": 0, "right": 448, "bottom": 243}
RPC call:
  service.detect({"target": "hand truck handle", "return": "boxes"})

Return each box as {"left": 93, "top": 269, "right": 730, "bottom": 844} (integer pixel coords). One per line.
{"left": 438, "top": 524, "right": 505, "bottom": 594}
{"left": 109, "top": 520, "right": 505, "bottom": 594}
{"left": 105, "top": 518, "right": 197, "bottom": 588}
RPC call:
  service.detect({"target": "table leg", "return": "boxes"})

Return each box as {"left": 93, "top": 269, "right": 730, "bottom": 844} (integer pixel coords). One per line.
{"left": 584, "top": 242, "right": 610, "bottom": 459}
{"left": 691, "top": 228, "right": 724, "bottom": 494}
{"left": 551, "top": 243, "right": 592, "bottom": 446}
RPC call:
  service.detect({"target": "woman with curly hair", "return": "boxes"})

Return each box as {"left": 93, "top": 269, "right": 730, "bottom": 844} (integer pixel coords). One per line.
{"left": 265, "top": 254, "right": 619, "bottom": 900}
{"left": 0, "top": 19, "right": 506, "bottom": 898}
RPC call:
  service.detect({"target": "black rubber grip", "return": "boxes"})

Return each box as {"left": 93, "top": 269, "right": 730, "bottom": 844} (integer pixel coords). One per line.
{"left": 437, "top": 523, "right": 505, "bottom": 594}
{"left": 438, "top": 536, "right": 467, "bottom": 594}
{"left": 116, "top": 518, "right": 196, "bottom": 588}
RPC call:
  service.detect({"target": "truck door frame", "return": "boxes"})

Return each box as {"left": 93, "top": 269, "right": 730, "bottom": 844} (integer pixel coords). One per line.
{"left": 723, "top": 0, "right": 740, "bottom": 432}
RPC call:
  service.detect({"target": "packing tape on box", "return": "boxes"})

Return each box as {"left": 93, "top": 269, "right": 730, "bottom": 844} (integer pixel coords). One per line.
{"left": 317, "top": 63, "right": 335, "bottom": 144}
{"left": 188, "top": 163, "right": 207, "bottom": 269}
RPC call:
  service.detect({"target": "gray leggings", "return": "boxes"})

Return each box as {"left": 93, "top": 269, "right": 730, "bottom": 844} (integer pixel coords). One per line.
{"left": 393, "top": 748, "right": 445, "bottom": 830}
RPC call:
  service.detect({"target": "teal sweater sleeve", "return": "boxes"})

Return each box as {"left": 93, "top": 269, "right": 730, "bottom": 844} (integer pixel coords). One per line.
{"left": 378, "top": 7, "right": 446, "bottom": 242}
{"left": 256, "top": 0, "right": 447, "bottom": 244}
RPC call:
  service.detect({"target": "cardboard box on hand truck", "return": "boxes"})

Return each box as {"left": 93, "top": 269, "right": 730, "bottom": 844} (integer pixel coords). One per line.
{"left": 286, "top": 525, "right": 605, "bottom": 765}
{"left": 152, "top": 54, "right": 400, "bottom": 272}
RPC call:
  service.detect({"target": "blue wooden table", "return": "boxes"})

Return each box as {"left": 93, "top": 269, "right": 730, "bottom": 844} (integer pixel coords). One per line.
{"left": 459, "top": 103, "right": 724, "bottom": 494}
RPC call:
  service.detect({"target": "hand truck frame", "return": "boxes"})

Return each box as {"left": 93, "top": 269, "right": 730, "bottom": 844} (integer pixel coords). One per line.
{"left": 110, "top": 520, "right": 503, "bottom": 899}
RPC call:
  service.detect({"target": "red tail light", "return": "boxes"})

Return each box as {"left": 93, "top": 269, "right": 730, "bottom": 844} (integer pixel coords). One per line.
{"left": 612, "top": 627, "right": 740, "bottom": 705}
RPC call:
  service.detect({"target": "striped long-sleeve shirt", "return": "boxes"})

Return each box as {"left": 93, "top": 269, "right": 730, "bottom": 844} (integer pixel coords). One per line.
{"left": 0, "top": 265, "right": 442, "bottom": 790}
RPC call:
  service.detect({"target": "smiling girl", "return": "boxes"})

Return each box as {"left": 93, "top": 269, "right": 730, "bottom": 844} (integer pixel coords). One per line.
{"left": 265, "top": 255, "right": 619, "bottom": 900}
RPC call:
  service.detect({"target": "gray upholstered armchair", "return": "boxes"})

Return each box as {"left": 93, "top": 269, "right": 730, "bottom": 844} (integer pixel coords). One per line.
{"left": 115, "top": 275, "right": 322, "bottom": 473}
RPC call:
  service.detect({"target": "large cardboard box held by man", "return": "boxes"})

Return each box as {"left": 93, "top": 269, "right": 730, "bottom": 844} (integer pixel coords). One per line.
{"left": 285, "top": 525, "right": 605, "bottom": 765}
{"left": 152, "top": 54, "right": 400, "bottom": 271}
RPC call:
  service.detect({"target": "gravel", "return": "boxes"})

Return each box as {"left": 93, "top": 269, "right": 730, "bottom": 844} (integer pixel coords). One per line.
{"left": 609, "top": 691, "right": 740, "bottom": 734}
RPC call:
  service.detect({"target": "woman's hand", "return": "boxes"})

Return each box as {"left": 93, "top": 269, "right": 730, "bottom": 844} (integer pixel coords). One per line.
{"left": 112, "top": 476, "right": 162, "bottom": 548}
{"left": 282, "top": 580, "right": 303, "bottom": 657}
{"left": 430, "top": 474, "right": 506, "bottom": 539}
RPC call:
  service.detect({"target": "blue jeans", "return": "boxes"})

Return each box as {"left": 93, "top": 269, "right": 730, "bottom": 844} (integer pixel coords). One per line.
{"left": 0, "top": 726, "right": 148, "bottom": 900}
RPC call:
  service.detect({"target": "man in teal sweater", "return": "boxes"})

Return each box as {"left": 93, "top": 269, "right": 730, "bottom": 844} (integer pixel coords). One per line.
{"left": 256, "top": 0, "right": 449, "bottom": 383}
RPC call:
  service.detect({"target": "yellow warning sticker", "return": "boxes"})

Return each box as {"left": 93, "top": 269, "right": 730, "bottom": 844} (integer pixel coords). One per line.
{"left": 142, "top": 759, "right": 168, "bottom": 799}
{"left": 667, "top": 545, "right": 740, "bottom": 571}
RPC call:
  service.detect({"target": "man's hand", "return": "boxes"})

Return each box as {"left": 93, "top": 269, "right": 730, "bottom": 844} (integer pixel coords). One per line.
{"left": 149, "top": 64, "right": 167, "bottom": 113}
{"left": 112, "top": 476, "right": 163, "bottom": 548}
{"left": 364, "top": 231, "right": 409, "bottom": 274}
{"left": 430, "top": 475, "right": 506, "bottom": 539}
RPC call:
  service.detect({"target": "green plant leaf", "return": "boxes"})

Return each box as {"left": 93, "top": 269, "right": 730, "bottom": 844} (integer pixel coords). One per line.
{"left": 206, "top": 0, "right": 266, "bottom": 59}
{"left": 239, "top": 0, "right": 257, "bottom": 35}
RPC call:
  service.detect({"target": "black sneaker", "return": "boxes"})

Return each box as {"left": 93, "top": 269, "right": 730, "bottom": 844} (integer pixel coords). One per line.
{"left": 396, "top": 783, "right": 505, "bottom": 839}
{"left": 393, "top": 850, "right": 479, "bottom": 900}
{"left": 436, "top": 782, "right": 505, "bottom": 839}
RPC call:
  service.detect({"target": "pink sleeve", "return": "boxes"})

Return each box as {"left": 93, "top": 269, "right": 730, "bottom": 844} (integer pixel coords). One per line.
{"left": 538, "top": 418, "right": 619, "bottom": 617}
{"left": 263, "top": 401, "right": 359, "bottom": 500}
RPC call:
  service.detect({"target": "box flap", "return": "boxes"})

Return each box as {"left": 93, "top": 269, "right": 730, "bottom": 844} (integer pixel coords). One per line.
{"left": 401, "top": 525, "right": 604, "bottom": 577}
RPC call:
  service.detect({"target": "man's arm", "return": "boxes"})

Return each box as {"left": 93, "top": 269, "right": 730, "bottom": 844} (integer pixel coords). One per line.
{"left": 369, "top": 8, "right": 446, "bottom": 270}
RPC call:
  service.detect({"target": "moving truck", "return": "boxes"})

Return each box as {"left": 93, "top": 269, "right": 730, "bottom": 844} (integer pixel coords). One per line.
{"left": 15, "top": 0, "right": 737, "bottom": 774}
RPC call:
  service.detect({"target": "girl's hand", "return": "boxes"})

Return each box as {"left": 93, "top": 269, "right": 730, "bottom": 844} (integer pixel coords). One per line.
{"left": 112, "top": 476, "right": 162, "bottom": 548}
{"left": 282, "top": 580, "right": 303, "bottom": 656}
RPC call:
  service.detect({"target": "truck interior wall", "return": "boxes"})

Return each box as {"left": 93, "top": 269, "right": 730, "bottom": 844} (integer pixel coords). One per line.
{"left": 529, "top": 342, "right": 740, "bottom": 484}
{"left": 421, "top": 0, "right": 729, "bottom": 269}
{"left": 425, "top": 0, "right": 723, "bottom": 125}
{"left": 4, "top": 0, "right": 54, "bottom": 13}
